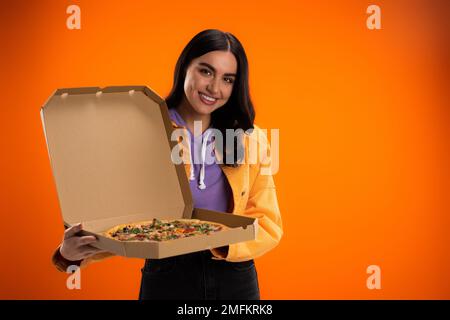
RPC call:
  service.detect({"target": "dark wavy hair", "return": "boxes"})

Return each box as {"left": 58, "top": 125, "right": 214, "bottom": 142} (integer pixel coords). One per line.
{"left": 165, "top": 29, "right": 255, "bottom": 167}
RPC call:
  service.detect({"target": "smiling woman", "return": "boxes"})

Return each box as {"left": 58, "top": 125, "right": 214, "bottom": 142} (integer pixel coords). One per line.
{"left": 166, "top": 29, "right": 255, "bottom": 167}
{"left": 182, "top": 51, "right": 236, "bottom": 115}
{"left": 52, "top": 29, "right": 283, "bottom": 300}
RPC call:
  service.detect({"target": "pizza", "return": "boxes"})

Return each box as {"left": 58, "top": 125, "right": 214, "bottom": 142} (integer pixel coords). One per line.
{"left": 103, "top": 218, "right": 227, "bottom": 242}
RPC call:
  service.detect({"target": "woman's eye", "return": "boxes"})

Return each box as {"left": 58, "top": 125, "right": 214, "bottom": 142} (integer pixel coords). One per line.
{"left": 224, "top": 78, "right": 234, "bottom": 84}
{"left": 200, "top": 68, "right": 212, "bottom": 76}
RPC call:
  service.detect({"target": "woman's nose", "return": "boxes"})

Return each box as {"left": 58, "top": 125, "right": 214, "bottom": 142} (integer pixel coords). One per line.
{"left": 206, "top": 79, "right": 220, "bottom": 95}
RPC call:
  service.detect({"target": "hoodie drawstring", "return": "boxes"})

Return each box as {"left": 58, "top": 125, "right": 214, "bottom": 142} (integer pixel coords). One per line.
{"left": 198, "top": 129, "right": 212, "bottom": 190}
{"left": 186, "top": 132, "right": 195, "bottom": 181}
{"left": 185, "top": 129, "right": 212, "bottom": 190}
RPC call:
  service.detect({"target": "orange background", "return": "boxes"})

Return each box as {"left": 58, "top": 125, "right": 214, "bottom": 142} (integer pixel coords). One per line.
{"left": 1, "top": 0, "right": 449, "bottom": 299}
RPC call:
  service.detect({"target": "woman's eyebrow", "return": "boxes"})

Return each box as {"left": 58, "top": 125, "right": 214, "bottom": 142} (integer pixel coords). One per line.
{"left": 198, "top": 62, "right": 236, "bottom": 77}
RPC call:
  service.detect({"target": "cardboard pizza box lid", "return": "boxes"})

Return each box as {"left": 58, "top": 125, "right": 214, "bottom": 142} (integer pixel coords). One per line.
{"left": 40, "top": 86, "right": 193, "bottom": 227}
{"left": 40, "top": 85, "right": 257, "bottom": 258}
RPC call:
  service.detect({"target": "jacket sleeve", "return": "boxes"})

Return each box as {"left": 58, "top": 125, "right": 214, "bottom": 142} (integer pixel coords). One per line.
{"left": 51, "top": 245, "right": 116, "bottom": 272}
{"left": 211, "top": 128, "right": 283, "bottom": 262}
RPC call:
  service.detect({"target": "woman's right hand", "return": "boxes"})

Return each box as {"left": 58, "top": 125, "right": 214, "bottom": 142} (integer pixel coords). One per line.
{"left": 60, "top": 223, "right": 107, "bottom": 261}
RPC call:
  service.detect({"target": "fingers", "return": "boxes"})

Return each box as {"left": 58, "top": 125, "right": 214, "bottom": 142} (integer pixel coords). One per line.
{"left": 80, "top": 247, "right": 108, "bottom": 259}
{"left": 78, "top": 243, "right": 105, "bottom": 255}
{"left": 64, "top": 223, "right": 83, "bottom": 239}
{"left": 87, "top": 248, "right": 108, "bottom": 255}
{"left": 62, "top": 224, "right": 111, "bottom": 260}
{"left": 77, "top": 236, "right": 97, "bottom": 246}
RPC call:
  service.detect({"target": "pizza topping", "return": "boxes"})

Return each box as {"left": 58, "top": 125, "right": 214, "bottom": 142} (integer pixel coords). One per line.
{"left": 107, "top": 219, "right": 225, "bottom": 242}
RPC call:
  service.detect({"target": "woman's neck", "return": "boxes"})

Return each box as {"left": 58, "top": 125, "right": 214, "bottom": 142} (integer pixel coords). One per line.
{"left": 176, "top": 97, "right": 211, "bottom": 136}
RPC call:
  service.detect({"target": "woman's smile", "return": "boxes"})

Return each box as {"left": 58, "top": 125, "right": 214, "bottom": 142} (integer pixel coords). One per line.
{"left": 198, "top": 91, "right": 218, "bottom": 105}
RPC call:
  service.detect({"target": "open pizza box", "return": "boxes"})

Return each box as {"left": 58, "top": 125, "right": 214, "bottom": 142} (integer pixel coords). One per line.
{"left": 40, "top": 86, "right": 257, "bottom": 259}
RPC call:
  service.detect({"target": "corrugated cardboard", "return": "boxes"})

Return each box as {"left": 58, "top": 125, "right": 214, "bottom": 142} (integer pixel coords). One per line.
{"left": 41, "top": 86, "right": 257, "bottom": 259}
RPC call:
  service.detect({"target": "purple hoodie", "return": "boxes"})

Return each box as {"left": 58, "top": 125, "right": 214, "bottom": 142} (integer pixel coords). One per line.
{"left": 168, "top": 108, "right": 232, "bottom": 213}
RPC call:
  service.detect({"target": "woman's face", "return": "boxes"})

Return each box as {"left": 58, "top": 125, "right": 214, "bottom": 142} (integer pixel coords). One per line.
{"left": 183, "top": 50, "right": 237, "bottom": 116}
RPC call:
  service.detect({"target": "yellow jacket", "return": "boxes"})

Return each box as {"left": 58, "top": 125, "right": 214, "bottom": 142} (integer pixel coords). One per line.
{"left": 52, "top": 120, "right": 283, "bottom": 271}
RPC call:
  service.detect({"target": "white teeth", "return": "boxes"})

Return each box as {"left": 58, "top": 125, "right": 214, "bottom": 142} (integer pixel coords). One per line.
{"left": 200, "top": 93, "right": 216, "bottom": 102}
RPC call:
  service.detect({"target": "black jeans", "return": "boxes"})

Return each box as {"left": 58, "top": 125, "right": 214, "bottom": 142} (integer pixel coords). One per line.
{"left": 138, "top": 250, "right": 260, "bottom": 300}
